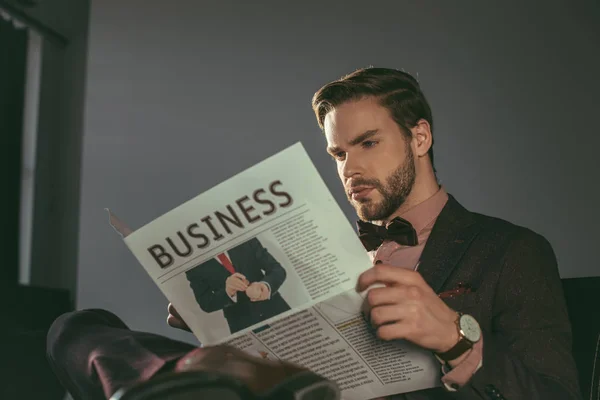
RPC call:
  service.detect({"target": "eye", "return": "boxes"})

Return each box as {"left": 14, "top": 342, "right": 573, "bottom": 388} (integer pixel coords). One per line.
{"left": 332, "top": 152, "right": 346, "bottom": 161}
{"left": 362, "top": 140, "right": 377, "bottom": 148}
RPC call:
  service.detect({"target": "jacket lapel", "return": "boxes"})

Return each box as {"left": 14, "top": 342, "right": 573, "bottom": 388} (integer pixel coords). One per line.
{"left": 206, "top": 258, "right": 230, "bottom": 278}
{"left": 417, "top": 194, "right": 480, "bottom": 293}
{"left": 227, "top": 246, "right": 244, "bottom": 276}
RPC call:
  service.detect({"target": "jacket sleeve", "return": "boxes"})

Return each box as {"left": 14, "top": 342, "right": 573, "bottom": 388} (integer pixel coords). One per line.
{"left": 248, "top": 238, "right": 287, "bottom": 294}
{"left": 185, "top": 267, "right": 235, "bottom": 313}
{"left": 452, "top": 229, "right": 582, "bottom": 400}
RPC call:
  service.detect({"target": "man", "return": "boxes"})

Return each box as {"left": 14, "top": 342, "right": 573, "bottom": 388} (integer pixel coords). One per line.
{"left": 308, "top": 67, "right": 580, "bottom": 399}
{"left": 185, "top": 237, "right": 291, "bottom": 334}
{"left": 48, "top": 67, "right": 581, "bottom": 400}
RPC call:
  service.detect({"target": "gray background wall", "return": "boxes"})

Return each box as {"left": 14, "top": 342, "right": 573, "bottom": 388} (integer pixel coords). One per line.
{"left": 78, "top": 0, "right": 600, "bottom": 345}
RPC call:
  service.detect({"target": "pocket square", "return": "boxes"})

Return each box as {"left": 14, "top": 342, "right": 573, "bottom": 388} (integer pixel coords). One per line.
{"left": 438, "top": 282, "right": 473, "bottom": 299}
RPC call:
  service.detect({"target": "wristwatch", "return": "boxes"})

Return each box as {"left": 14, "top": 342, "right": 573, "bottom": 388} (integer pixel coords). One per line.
{"left": 436, "top": 313, "right": 481, "bottom": 362}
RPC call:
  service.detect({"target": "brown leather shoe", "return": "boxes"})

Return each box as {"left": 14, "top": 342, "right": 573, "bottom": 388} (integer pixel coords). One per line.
{"left": 110, "top": 370, "right": 254, "bottom": 400}
{"left": 110, "top": 345, "right": 340, "bottom": 400}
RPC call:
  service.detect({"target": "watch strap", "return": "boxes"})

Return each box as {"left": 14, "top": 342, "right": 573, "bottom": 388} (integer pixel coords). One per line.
{"left": 435, "top": 337, "right": 474, "bottom": 362}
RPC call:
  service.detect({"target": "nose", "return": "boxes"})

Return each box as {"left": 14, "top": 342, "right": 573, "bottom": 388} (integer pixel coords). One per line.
{"left": 340, "top": 153, "right": 362, "bottom": 179}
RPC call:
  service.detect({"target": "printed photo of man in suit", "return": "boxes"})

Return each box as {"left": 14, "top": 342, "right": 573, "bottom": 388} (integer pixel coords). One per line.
{"left": 184, "top": 237, "right": 291, "bottom": 334}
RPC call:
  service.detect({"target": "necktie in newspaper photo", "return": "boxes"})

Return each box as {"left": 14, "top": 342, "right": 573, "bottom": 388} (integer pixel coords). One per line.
{"left": 216, "top": 253, "right": 236, "bottom": 274}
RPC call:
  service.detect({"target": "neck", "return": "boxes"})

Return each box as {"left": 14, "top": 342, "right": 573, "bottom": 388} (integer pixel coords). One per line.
{"left": 382, "top": 172, "right": 439, "bottom": 225}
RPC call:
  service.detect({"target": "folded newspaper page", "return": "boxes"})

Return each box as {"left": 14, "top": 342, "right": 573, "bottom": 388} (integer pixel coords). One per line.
{"left": 110, "top": 142, "right": 440, "bottom": 399}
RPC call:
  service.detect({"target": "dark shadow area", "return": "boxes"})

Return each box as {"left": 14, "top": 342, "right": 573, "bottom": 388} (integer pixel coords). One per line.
{"left": 562, "top": 277, "right": 600, "bottom": 400}
{"left": 0, "top": 6, "right": 26, "bottom": 288}
{"left": 0, "top": 1, "right": 88, "bottom": 397}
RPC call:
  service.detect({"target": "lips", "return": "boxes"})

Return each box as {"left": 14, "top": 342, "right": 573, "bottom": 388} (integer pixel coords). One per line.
{"left": 349, "top": 186, "right": 374, "bottom": 200}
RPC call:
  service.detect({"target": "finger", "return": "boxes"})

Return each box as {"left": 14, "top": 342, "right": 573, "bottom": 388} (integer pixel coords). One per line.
{"left": 229, "top": 279, "right": 248, "bottom": 291}
{"left": 236, "top": 279, "right": 250, "bottom": 289}
{"left": 167, "top": 314, "right": 184, "bottom": 328}
{"left": 251, "top": 293, "right": 262, "bottom": 301}
{"left": 168, "top": 303, "right": 182, "bottom": 319}
{"left": 376, "top": 322, "right": 410, "bottom": 341}
{"left": 231, "top": 275, "right": 249, "bottom": 284}
{"left": 232, "top": 273, "right": 247, "bottom": 281}
{"left": 167, "top": 314, "right": 191, "bottom": 332}
{"left": 233, "top": 276, "right": 250, "bottom": 287}
{"left": 369, "top": 304, "right": 409, "bottom": 328}
{"left": 356, "top": 264, "right": 422, "bottom": 292}
{"left": 364, "top": 286, "right": 396, "bottom": 308}
{"left": 365, "top": 285, "right": 422, "bottom": 308}
{"left": 230, "top": 281, "right": 248, "bottom": 291}
{"left": 230, "top": 273, "right": 249, "bottom": 286}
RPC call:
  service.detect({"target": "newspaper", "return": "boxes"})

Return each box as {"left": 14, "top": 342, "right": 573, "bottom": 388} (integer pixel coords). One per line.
{"left": 110, "top": 142, "right": 440, "bottom": 399}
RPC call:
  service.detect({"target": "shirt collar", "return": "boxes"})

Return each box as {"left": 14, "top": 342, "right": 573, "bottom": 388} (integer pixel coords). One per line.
{"left": 394, "top": 186, "right": 449, "bottom": 234}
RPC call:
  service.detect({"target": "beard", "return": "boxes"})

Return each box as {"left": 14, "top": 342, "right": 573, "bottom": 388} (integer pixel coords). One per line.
{"left": 348, "top": 148, "right": 416, "bottom": 222}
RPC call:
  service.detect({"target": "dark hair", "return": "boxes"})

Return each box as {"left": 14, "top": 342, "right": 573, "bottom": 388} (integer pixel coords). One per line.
{"left": 311, "top": 67, "right": 436, "bottom": 172}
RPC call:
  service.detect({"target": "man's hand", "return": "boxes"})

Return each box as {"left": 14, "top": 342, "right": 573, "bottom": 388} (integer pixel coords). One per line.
{"left": 167, "top": 303, "right": 191, "bottom": 332}
{"left": 246, "top": 282, "right": 270, "bottom": 302}
{"left": 356, "top": 264, "right": 459, "bottom": 354}
{"left": 226, "top": 273, "right": 249, "bottom": 297}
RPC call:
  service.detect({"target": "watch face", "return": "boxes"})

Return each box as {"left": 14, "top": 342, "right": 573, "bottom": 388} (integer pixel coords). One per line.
{"left": 459, "top": 314, "right": 481, "bottom": 342}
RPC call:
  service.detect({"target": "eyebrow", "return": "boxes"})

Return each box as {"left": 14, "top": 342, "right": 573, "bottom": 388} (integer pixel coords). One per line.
{"left": 327, "top": 129, "right": 379, "bottom": 155}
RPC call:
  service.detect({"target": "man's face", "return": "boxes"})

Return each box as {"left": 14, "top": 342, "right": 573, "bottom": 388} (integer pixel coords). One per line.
{"left": 324, "top": 97, "right": 416, "bottom": 222}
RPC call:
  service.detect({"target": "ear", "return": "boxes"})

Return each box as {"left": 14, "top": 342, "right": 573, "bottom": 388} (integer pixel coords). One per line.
{"left": 411, "top": 119, "right": 433, "bottom": 158}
